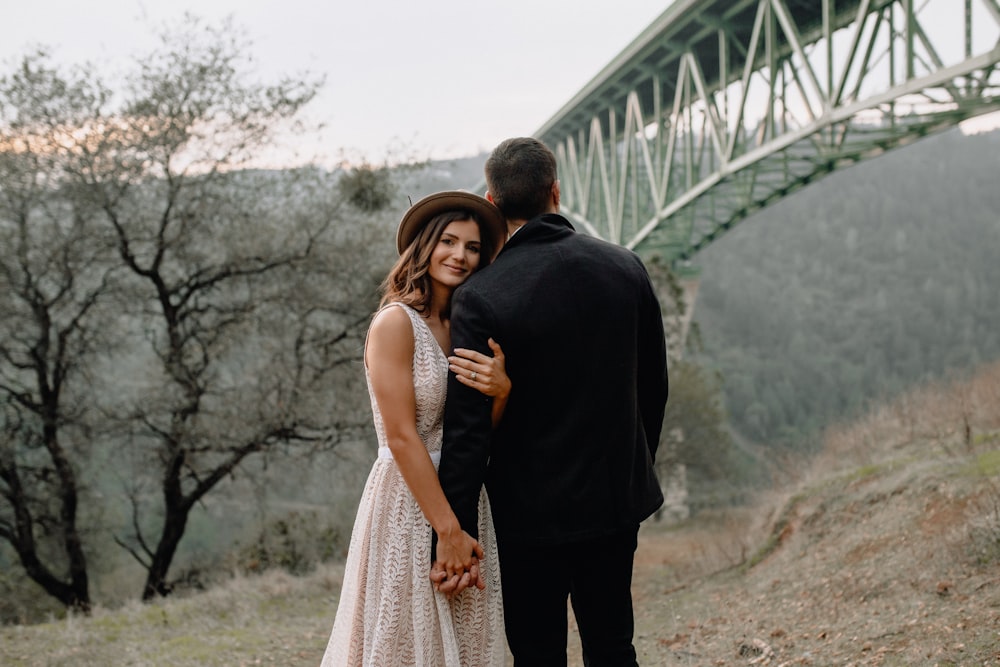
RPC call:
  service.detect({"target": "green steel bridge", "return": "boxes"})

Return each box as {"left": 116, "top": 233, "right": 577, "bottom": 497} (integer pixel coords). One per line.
{"left": 532, "top": 0, "right": 1000, "bottom": 268}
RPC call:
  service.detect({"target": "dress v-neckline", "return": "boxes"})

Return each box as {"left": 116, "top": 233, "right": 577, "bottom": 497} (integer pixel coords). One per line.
{"left": 413, "top": 311, "right": 449, "bottom": 361}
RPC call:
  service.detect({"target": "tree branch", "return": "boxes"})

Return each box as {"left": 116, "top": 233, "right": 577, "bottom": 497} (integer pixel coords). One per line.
{"left": 114, "top": 534, "right": 151, "bottom": 570}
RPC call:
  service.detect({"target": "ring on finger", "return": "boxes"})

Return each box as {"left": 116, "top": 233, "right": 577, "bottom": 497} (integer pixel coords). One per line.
{"left": 470, "top": 371, "right": 477, "bottom": 381}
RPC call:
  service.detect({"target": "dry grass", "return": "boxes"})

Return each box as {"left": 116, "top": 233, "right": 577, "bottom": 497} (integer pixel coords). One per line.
{"left": 815, "top": 360, "right": 1000, "bottom": 473}
{"left": 0, "top": 568, "right": 344, "bottom": 666}
{"left": 3, "top": 363, "right": 1000, "bottom": 666}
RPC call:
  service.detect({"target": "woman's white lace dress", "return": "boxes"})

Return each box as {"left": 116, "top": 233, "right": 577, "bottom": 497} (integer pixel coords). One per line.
{"left": 321, "top": 303, "right": 506, "bottom": 666}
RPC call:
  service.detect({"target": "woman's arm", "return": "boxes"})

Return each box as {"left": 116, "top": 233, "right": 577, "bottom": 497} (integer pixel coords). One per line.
{"left": 366, "top": 307, "right": 482, "bottom": 579}
{"left": 448, "top": 337, "right": 510, "bottom": 428}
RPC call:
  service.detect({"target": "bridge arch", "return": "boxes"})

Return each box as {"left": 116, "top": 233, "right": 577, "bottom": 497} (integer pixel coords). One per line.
{"left": 533, "top": 0, "right": 1000, "bottom": 266}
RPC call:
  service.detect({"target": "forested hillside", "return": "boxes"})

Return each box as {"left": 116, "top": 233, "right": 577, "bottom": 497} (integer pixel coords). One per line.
{"left": 692, "top": 126, "right": 1000, "bottom": 451}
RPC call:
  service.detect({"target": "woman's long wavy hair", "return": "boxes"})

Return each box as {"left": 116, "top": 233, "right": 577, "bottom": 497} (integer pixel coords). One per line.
{"left": 379, "top": 209, "right": 499, "bottom": 317}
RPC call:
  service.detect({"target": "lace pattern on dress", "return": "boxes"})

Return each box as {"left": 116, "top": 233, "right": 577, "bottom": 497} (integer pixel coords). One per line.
{"left": 320, "top": 302, "right": 506, "bottom": 666}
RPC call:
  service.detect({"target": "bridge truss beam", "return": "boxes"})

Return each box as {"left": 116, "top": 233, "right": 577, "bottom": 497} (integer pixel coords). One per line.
{"left": 537, "top": 0, "right": 1000, "bottom": 266}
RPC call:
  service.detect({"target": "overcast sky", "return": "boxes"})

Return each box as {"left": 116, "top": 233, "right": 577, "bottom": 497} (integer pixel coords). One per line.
{"left": 4, "top": 0, "right": 998, "bottom": 168}
{"left": 2, "top": 0, "right": 673, "bottom": 166}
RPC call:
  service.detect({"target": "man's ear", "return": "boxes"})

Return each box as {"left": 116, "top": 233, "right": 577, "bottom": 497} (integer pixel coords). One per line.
{"left": 485, "top": 191, "right": 495, "bottom": 204}
{"left": 551, "top": 180, "right": 561, "bottom": 211}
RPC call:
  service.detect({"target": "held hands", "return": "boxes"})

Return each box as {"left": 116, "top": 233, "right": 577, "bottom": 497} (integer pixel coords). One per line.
{"left": 449, "top": 338, "right": 509, "bottom": 399}
{"left": 434, "top": 338, "right": 505, "bottom": 597}
{"left": 430, "top": 556, "right": 484, "bottom": 596}
{"left": 431, "top": 527, "right": 485, "bottom": 597}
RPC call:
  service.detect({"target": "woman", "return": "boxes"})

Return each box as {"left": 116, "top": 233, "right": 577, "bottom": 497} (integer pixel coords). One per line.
{"left": 320, "top": 191, "right": 508, "bottom": 666}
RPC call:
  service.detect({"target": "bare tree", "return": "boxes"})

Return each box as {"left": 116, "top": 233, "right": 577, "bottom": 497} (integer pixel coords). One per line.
{"left": 71, "top": 18, "right": 354, "bottom": 600}
{"left": 0, "top": 54, "right": 117, "bottom": 612}
{"left": 1, "top": 17, "right": 395, "bottom": 608}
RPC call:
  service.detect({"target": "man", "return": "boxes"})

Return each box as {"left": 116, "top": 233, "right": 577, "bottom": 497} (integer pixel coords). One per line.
{"left": 437, "top": 137, "right": 668, "bottom": 666}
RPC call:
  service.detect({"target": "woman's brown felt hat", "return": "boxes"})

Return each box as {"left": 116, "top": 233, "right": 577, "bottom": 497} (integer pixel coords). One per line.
{"left": 396, "top": 190, "right": 506, "bottom": 255}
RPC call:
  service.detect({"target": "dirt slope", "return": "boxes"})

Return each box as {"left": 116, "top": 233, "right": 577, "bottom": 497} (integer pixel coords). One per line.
{"left": 623, "top": 440, "right": 1000, "bottom": 666}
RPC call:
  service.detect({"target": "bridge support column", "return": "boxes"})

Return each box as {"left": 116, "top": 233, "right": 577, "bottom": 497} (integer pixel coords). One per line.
{"left": 650, "top": 270, "right": 700, "bottom": 524}
{"left": 675, "top": 277, "right": 700, "bottom": 355}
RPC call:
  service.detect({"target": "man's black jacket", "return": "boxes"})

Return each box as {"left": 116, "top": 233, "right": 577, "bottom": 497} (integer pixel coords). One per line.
{"left": 439, "top": 213, "right": 668, "bottom": 546}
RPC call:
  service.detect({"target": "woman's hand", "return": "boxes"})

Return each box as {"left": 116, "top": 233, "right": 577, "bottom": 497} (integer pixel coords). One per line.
{"left": 449, "top": 337, "right": 510, "bottom": 399}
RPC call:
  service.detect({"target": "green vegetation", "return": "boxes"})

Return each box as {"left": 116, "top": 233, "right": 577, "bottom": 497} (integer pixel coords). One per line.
{"left": 974, "top": 447, "right": 1000, "bottom": 477}
{"left": 694, "top": 127, "right": 1000, "bottom": 452}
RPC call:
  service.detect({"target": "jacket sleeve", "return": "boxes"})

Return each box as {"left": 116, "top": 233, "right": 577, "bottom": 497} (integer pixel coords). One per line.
{"left": 438, "top": 285, "right": 495, "bottom": 539}
{"left": 637, "top": 267, "right": 669, "bottom": 461}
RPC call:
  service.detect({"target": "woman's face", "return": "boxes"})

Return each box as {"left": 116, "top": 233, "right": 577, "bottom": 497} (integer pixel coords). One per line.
{"left": 428, "top": 218, "right": 482, "bottom": 290}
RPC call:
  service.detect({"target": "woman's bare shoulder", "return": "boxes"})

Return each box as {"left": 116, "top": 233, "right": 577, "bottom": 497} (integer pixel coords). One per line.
{"left": 366, "top": 304, "right": 415, "bottom": 367}
{"left": 370, "top": 303, "right": 413, "bottom": 338}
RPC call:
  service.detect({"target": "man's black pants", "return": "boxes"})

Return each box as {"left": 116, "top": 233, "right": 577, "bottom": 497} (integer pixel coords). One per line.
{"left": 498, "top": 527, "right": 640, "bottom": 667}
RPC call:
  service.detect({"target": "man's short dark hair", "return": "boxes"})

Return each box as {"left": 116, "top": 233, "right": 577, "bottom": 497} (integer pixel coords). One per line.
{"left": 484, "top": 137, "right": 557, "bottom": 221}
